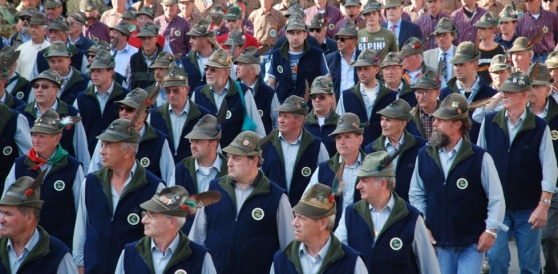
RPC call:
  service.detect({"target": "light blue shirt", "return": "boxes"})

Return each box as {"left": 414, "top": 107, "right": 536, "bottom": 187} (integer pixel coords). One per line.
{"left": 96, "top": 81, "right": 115, "bottom": 114}
{"left": 409, "top": 138, "right": 508, "bottom": 231}
{"left": 336, "top": 83, "right": 380, "bottom": 118}
{"left": 455, "top": 76, "right": 481, "bottom": 104}
{"left": 111, "top": 43, "right": 139, "bottom": 77}
{"left": 339, "top": 50, "right": 357, "bottom": 92}
{"left": 438, "top": 45, "right": 454, "bottom": 88}
{"left": 6, "top": 73, "right": 20, "bottom": 95}
{"left": 386, "top": 18, "right": 402, "bottom": 40}
{"left": 169, "top": 101, "right": 190, "bottom": 151}
{"left": 384, "top": 133, "right": 405, "bottom": 170}
{"left": 168, "top": 154, "right": 223, "bottom": 190}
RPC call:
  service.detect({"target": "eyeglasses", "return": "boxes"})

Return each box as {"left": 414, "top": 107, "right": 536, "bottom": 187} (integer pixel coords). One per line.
{"left": 204, "top": 66, "right": 221, "bottom": 73}
{"left": 309, "top": 28, "right": 321, "bottom": 33}
{"left": 118, "top": 105, "right": 136, "bottom": 113}
{"left": 414, "top": 90, "right": 434, "bottom": 96}
{"left": 87, "top": 54, "right": 96, "bottom": 59}
{"left": 20, "top": 17, "right": 31, "bottom": 22}
{"left": 164, "top": 87, "right": 183, "bottom": 94}
{"left": 310, "top": 94, "right": 329, "bottom": 100}
{"left": 32, "top": 83, "right": 56, "bottom": 89}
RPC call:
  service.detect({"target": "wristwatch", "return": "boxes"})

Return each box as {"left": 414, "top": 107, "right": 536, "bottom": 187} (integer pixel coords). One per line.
{"left": 485, "top": 229, "right": 497, "bottom": 239}
{"left": 541, "top": 198, "right": 552, "bottom": 205}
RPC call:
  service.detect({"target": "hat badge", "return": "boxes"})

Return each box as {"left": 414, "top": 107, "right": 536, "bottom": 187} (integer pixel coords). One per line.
{"left": 451, "top": 101, "right": 459, "bottom": 108}
{"left": 159, "top": 195, "right": 178, "bottom": 205}
{"left": 352, "top": 121, "right": 359, "bottom": 129}
{"left": 243, "top": 139, "right": 250, "bottom": 146}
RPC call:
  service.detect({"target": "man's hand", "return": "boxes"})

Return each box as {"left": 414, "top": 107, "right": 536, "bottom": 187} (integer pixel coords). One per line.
{"left": 477, "top": 231, "right": 495, "bottom": 252}
{"left": 426, "top": 228, "right": 437, "bottom": 254}
{"left": 78, "top": 266, "right": 84, "bottom": 274}
{"left": 528, "top": 203, "right": 550, "bottom": 229}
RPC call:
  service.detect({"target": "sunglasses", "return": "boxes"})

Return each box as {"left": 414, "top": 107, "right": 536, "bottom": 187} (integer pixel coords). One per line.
{"left": 543, "top": 0, "right": 555, "bottom": 3}
{"left": 164, "top": 87, "right": 183, "bottom": 94}
{"left": 118, "top": 105, "right": 136, "bottom": 113}
{"left": 310, "top": 94, "right": 329, "bottom": 100}
{"left": 336, "top": 37, "right": 353, "bottom": 42}
{"left": 20, "top": 17, "right": 31, "bottom": 22}
{"left": 204, "top": 66, "right": 221, "bottom": 73}
{"left": 309, "top": 28, "right": 322, "bottom": 33}
{"left": 32, "top": 83, "right": 56, "bottom": 89}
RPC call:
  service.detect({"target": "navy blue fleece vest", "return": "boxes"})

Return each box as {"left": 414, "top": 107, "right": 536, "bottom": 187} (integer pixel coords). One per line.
{"left": 418, "top": 144, "right": 487, "bottom": 246}
{"left": 270, "top": 46, "right": 324, "bottom": 103}
{"left": 137, "top": 126, "right": 167, "bottom": 180}
{"left": 123, "top": 238, "right": 207, "bottom": 274}
{"left": 341, "top": 86, "right": 397, "bottom": 147}
{"left": 58, "top": 72, "right": 90, "bottom": 105}
{"left": 192, "top": 83, "right": 248, "bottom": 148}
{"left": 262, "top": 134, "right": 321, "bottom": 206}
{"left": 252, "top": 78, "right": 275, "bottom": 134}
{"left": 0, "top": 108, "right": 19, "bottom": 189}
{"left": 173, "top": 162, "right": 198, "bottom": 235}
{"left": 205, "top": 178, "right": 283, "bottom": 274}
{"left": 272, "top": 241, "right": 361, "bottom": 274}
{"left": 304, "top": 116, "right": 337, "bottom": 157}
{"left": 8, "top": 75, "right": 31, "bottom": 103}
{"left": 36, "top": 49, "right": 85, "bottom": 75}
{"left": 14, "top": 155, "right": 80, "bottom": 249}
{"left": 399, "top": 90, "right": 418, "bottom": 108}
{"left": 83, "top": 169, "right": 161, "bottom": 274}
{"left": 180, "top": 54, "right": 205, "bottom": 89}
{"left": 345, "top": 200, "right": 420, "bottom": 273}
{"left": 484, "top": 111, "right": 546, "bottom": 210}
{"left": 129, "top": 47, "right": 160, "bottom": 89}
{"left": 76, "top": 84, "right": 129, "bottom": 155}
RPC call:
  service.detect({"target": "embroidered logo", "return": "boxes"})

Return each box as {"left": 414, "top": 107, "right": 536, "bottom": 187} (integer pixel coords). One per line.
{"left": 456, "top": 178, "right": 468, "bottom": 190}
{"left": 140, "top": 157, "right": 150, "bottom": 167}
{"left": 252, "top": 207, "right": 264, "bottom": 220}
{"left": 3, "top": 146, "right": 12, "bottom": 156}
{"left": 16, "top": 91, "right": 24, "bottom": 99}
{"left": 54, "top": 180, "right": 65, "bottom": 191}
{"left": 390, "top": 237, "right": 403, "bottom": 250}
{"left": 226, "top": 110, "right": 232, "bottom": 119}
{"left": 301, "top": 167, "right": 312, "bottom": 177}
{"left": 127, "top": 213, "right": 140, "bottom": 225}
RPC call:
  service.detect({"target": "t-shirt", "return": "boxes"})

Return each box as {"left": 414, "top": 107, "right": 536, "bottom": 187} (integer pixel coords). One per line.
{"left": 477, "top": 44, "right": 505, "bottom": 86}
{"left": 357, "top": 27, "right": 398, "bottom": 61}
{"left": 288, "top": 51, "right": 303, "bottom": 81}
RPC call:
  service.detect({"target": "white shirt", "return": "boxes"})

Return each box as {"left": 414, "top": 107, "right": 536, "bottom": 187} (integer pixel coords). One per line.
{"left": 16, "top": 40, "right": 50, "bottom": 80}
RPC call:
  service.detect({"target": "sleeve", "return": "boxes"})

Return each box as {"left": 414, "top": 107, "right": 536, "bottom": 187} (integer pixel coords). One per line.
{"left": 476, "top": 119, "right": 487, "bottom": 149}
{"left": 163, "top": 39, "right": 174, "bottom": 55}
{"left": 114, "top": 250, "right": 126, "bottom": 274}
{"left": 159, "top": 139, "right": 175, "bottom": 184}
{"left": 408, "top": 158, "right": 427, "bottom": 216}
{"left": 317, "top": 143, "right": 329, "bottom": 163}
{"left": 271, "top": 93, "right": 280, "bottom": 130}
{"left": 539, "top": 126, "right": 558, "bottom": 193}
{"left": 2, "top": 164, "right": 17, "bottom": 198}
{"left": 88, "top": 140, "right": 103, "bottom": 174}
{"left": 72, "top": 122, "right": 91, "bottom": 173}
{"left": 80, "top": 55, "right": 88, "bottom": 74}
{"left": 15, "top": 114, "right": 32, "bottom": 156}
{"left": 412, "top": 216, "right": 441, "bottom": 274}
{"left": 276, "top": 193, "right": 295, "bottom": 249}
{"left": 56, "top": 253, "right": 79, "bottom": 274}
{"left": 73, "top": 164, "right": 85, "bottom": 212}
{"left": 243, "top": 21, "right": 255, "bottom": 36}
{"left": 335, "top": 93, "right": 345, "bottom": 115}
{"left": 267, "top": 58, "right": 276, "bottom": 79}
{"left": 354, "top": 256, "right": 368, "bottom": 274}
{"left": 188, "top": 205, "right": 208, "bottom": 245}
{"left": 73, "top": 179, "right": 88, "bottom": 266}
{"left": 201, "top": 252, "right": 217, "bottom": 274}
{"left": 243, "top": 89, "right": 267, "bottom": 138}
{"left": 303, "top": 166, "right": 320, "bottom": 196}
{"left": 333, "top": 208, "right": 348, "bottom": 244}
{"left": 167, "top": 163, "right": 178, "bottom": 187}
{"left": 390, "top": 33, "right": 399, "bottom": 53}
{"left": 319, "top": 53, "right": 330, "bottom": 77}
{"left": 478, "top": 152, "right": 507, "bottom": 232}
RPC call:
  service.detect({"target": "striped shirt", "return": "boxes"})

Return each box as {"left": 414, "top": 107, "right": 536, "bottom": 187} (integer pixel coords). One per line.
{"left": 332, "top": 17, "right": 364, "bottom": 38}
{"left": 100, "top": 9, "right": 122, "bottom": 28}
{"left": 451, "top": 6, "right": 488, "bottom": 45}
{"left": 517, "top": 10, "right": 558, "bottom": 54}
{"left": 403, "top": 5, "right": 428, "bottom": 23}
{"left": 154, "top": 15, "right": 192, "bottom": 56}
{"left": 304, "top": 5, "right": 345, "bottom": 39}
{"left": 131, "top": 1, "right": 164, "bottom": 18}
{"left": 496, "top": 0, "right": 525, "bottom": 13}
{"left": 180, "top": 11, "right": 204, "bottom": 26}
{"left": 248, "top": 8, "right": 286, "bottom": 47}
{"left": 442, "top": 0, "right": 462, "bottom": 15}
{"left": 416, "top": 12, "right": 451, "bottom": 51}
{"left": 242, "top": 18, "right": 255, "bottom": 36}
{"left": 481, "top": 1, "right": 505, "bottom": 16}
{"left": 84, "top": 21, "right": 111, "bottom": 43}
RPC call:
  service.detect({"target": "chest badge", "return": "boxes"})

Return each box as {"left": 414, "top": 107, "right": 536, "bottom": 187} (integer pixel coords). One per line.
{"left": 252, "top": 207, "right": 265, "bottom": 221}
{"left": 54, "top": 180, "right": 65, "bottom": 191}
{"left": 140, "top": 157, "right": 151, "bottom": 167}
{"left": 551, "top": 130, "right": 558, "bottom": 141}
{"left": 3, "top": 146, "right": 12, "bottom": 156}
{"left": 301, "top": 167, "right": 312, "bottom": 177}
{"left": 456, "top": 178, "right": 468, "bottom": 190}
{"left": 277, "top": 65, "right": 283, "bottom": 74}
{"left": 128, "top": 213, "right": 140, "bottom": 225}
{"left": 174, "top": 30, "right": 181, "bottom": 36}
{"left": 390, "top": 237, "right": 403, "bottom": 250}
{"left": 16, "top": 91, "right": 24, "bottom": 99}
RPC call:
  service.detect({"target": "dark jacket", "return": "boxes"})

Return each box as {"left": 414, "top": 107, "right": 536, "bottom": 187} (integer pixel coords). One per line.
{"left": 381, "top": 20, "right": 423, "bottom": 49}
{"left": 326, "top": 49, "right": 361, "bottom": 100}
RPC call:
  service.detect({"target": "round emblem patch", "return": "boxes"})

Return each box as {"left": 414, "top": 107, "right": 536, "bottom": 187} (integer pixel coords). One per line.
{"left": 226, "top": 110, "right": 232, "bottom": 119}
{"left": 258, "top": 109, "right": 263, "bottom": 117}
{"left": 543, "top": 26, "right": 549, "bottom": 33}
{"left": 456, "top": 178, "right": 468, "bottom": 190}
{"left": 3, "top": 146, "right": 12, "bottom": 156}
{"left": 270, "top": 29, "right": 277, "bottom": 37}
{"left": 328, "top": 23, "right": 334, "bottom": 30}
{"left": 140, "top": 157, "right": 150, "bottom": 167}
{"left": 277, "top": 65, "right": 283, "bottom": 73}
{"left": 301, "top": 167, "right": 311, "bottom": 177}
{"left": 16, "top": 91, "right": 24, "bottom": 100}
{"left": 174, "top": 270, "right": 187, "bottom": 274}
{"left": 389, "top": 237, "right": 403, "bottom": 250}
{"left": 54, "top": 180, "right": 65, "bottom": 191}
{"left": 252, "top": 207, "right": 265, "bottom": 220}
{"left": 551, "top": 130, "right": 558, "bottom": 141}
{"left": 174, "top": 30, "right": 181, "bottom": 36}
{"left": 127, "top": 213, "right": 140, "bottom": 225}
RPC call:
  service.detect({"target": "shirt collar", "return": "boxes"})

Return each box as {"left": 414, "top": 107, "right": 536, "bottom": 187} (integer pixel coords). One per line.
{"left": 211, "top": 81, "right": 230, "bottom": 94}
{"left": 0, "top": 92, "right": 6, "bottom": 103}
{"left": 440, "top": 44, "right": 455, "bottom": 56}
{"left": 150, "top": 232, "right": 181, "bottom": 254}
{"left": 299, "top": 234, "right": 332, "bottom": 262}
{"left": 34, "top": 100, "right": 59, "bottom": 114}
{"left": 194, "top": 153, "right": 223, "bottom": 172}
{"left": 505, "top": 108, "right": 528, "bottom": 122}
{"left": 384, "top": 132, "right": 405, "bottom": 149}
{"left": 438, "top": 136, "right": 464, "bottom": 154}
{"left": 388, "top": 18, "right": 402, "bottom": 28}
{"left": 278, "top": 130, "right": 303, "bottom": 144}
{"left": 168, "top": 99, "right": 191, "bottom": 115}
{"left": 338, "top": 153, "right": 363, "bottom": 167}
{"left": 7, "top": 228, "right": 40, "bottom": 255}
{"left": 95, "top": 81, "right": 116, "bottom": 96}
{"left": 368, "top": 192, "right": 395, "bottom": 212}
{"left": 456, "top": 76, "right": 481, "bottom": 93}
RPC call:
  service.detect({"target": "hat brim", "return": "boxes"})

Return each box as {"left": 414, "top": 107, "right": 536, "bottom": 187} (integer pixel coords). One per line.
{"left": 382, "top": 3, "right": 402, "bottom": 8}
{"left": 355, "top": 166, "right": 395, "bottom": 177}
{"left": 44, "top": 52, "right": 73, "bottom": 58}
{"left": 498, "top": 17, "right": 517, "bottom": 23}
{"left": 350, "top": 59, "right": 379, "bottom": 67}
{"left": 184, "top": 131, "right": 222, "bottom": 140}
{"left": 450, "top": 54, "right": 480, "bottom": 64}
{"left": 432, "top": 107, "right": 469, "bottom": 120}
{"left": 96, "top": 130, "right": 140, "bottom": 143}
{"left": 150, "top": 61, "right": 172, "bottom": 68}
{"left": 140, "top": 199, "right": 189, "bottom": 217}
{"left": 499, "top": 82, "right": 531, "bottom": 92}
{"left": 507, "top": 45, "right": 532, "bottom": 53}
{"left": 88, "top": 61, "right": 116, "bottom": 69}
{"left": 186, "top": 29, "right": 214, "bottom": 37}
{"left": 115, "top": 98, "right": 140, "bottom": 109}
{"left": 136, "top": 32, "right": 158, "bottom": 37}
{"left": 0, "top": 197, "right": 44, "bottom": 209}
{"left": 473, "top": 21, "right": 497, "bottom": 28}
{"left": 376, "top": 108, "right": 412, "bottom": 122}
{"left": 334, "top": 30, "right": 357, "bottom": 37}
{"left": 30, "top": 77, "right": 61, "bottom": 88}
{"left": 234, "top": 56, "right": 260, "bottom": 64}
{"left": 381, "top": 61, "right": 402, "bottom": 67}
{"left": 205, "top": 60, "right": 230, "bottom": 69}
{"left": 292, "top": 200, "right": 336, "bottom": 219}
{"left": 30, "top": 125, "right": 62, "bottom": 134}
{"left": 546, "top": 61, "right": 558, "bottom": 69}
{"left": 310, "top": 88, "right": 334, "bottom": 95}
{"left": 532, "top": 79, "right": 554, "bottom": 86}
{"left": 488, "top": 64, "right": 511, "bottom": 73}
{"left": 285, "top": 24, "right": 307, "bottom": 31}
{"left": 162, "top": 79, "right": 188, "bottom": 87}
{"left": 328, "top": 127, "right": 363, "bottom": 136}
{"left": 274, "top": 105, "right": 309, "bottom": 115}
{"left": 137, "top": 12, "right": 154, "bottom": 18}
{"left": 110, "top": 26, "right": 131, "bottom": 37}
{"left": 411, "top": 82, "right": 441, "bottom": 90}
{"left": 222, "top": 144, "right": 262, "bottom": 157}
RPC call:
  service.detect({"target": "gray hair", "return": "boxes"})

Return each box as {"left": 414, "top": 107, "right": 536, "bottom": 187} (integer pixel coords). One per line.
{"left": 121, "top": 142, "right": 139, "bottom": 155}
{"left": 377, "top": 176, "right": 396, "bottom": 190}
{"left": 175, "top": 216, "right": 186, "bottom": 229}
{"left": 250, "top": 63, "right": 261, "bottom": 75}
{"left": 325, "top": 214, "right": 336, "bottom": 231}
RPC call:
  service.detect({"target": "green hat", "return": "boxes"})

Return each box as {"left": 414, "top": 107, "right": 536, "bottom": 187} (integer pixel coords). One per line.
{"left": 110, "top": 21, "right": 132, "bottom": 37}
{"left": 507, "top": 37, "right": 532, "bottom": 53}
{"left": 274, "top": 95, "right": 309, "bottom": 115}
{"left": 209, "top": 8, "right": 225, "bottom": 25}
{"left": 137, "top": 22, "right": 159, "bottom": 37}
{"left": 545, "top": 51, "right": 558, "bottom": 69}
{"left": 44, "top": 0, "right": 63, "bottom": 8}
{"left": 116, "top": 88, "right": 148, "bottom": 109}
{"left": 68, "top": 12, "right": 86, "bottom": 25}
{"left": 162, "top": 64, "right": 189, "bottom": 87}
{"left": 383, "top": 0, "right": 402, "bottom": 9}
{"left": 329, "top": 113, "right": 364, "bottom": 136}
{"left": 234, "top": 46, "right": 260, "bottom": 64}
{"left": 285, "top": 4, "right": 304, "bottom": 17}
{"left": 161, "top": 0, "right": 178, "bottom": 5}
{"left": 528, "top": 63, "right": 554, "bottom": 86}
{"left": 499, "top": 71, "right": 532, "bottom": 92}
{"left": 84, "top": 4, "right": 98, "bottom": 12}
{"left": 310, "top": 76, "right": 334, "bottom": 95}
{"left": 285, "top": 13, "right": 307, "bottom": 31}
{"left": 400, "top": 37, "right": 423, "bottom": 58}
{"left": 0, "top": 176, "right": 44, "bottom": 209}
{"left": 96, "top": 118, "right": 140, "bottom": 143}
{"left": 30, "top": 13, "right": 48, "bottom": 26}
{"left": 150, "top": 51, "right": 175, "bottom": 68}
{"left": 43, "top": 41, "right": 72, "bottom": 58}
{"left": 224, "top": 6, "right": 242, "bottom": 20}
{"left": 122, "top": 8, "right": 137, "bottom": 20}
{"left": 361, "top": 1, "right": 382, "bottom": 15}
{"left": 222, "top": 30, "right": 246, "bottom": 47}
{"left": 88, "top": 49, "right": 116, "bottom": 69}
{"left": 411, "top": 69, "right": 441, "bottom": 90}
{"left": 381, "top": 52, "right": 402, "bottom": 67}
{"left": 356, "top": 151, "right": 395, "bottom": 177}
{"left": 30, "top": 69, "right": 62, "bottom": 88}
{"left": 292, "top": 184, "right": 336, "bottom": 218}
{"left": 342, "top": 0, "right": 360, "bottom": 7}
{"left": 432, "top": 17, "right": 456, "bottom": 35}
{"left": 335, "top": 21, "right": 358, "bottom": 37}
{"left": 0, "top": 46, "right": 19, "bottom": 68}
{"left": 185, "top": 114, "right": 222, "bottom": 140}
{"left": 30, "top": 110, "right": 63, "bottom": 134}
{"left": 137, "top": 6, "right": 155, "bottom": 19}
{"left": 489, "top": 54, "right": 511, "bottom": 72}
{"left": 351, "top": 48, "right": 380, "bottom": 67}
{"left": 498, "top": 5, "right": 518, "bottom": 23}
{"left": 140, "top": 186, "right": 190, "bottom": 217}
{"left": 206, "top": 48, "right": 232, "bottom": 69}
{"left": 187, "top": 19, "right": 214, "bottom": 37}
{"left": 47, "top": 16, "right": 69, "bottom": 31}
{"left": 18, "top": 7, "right": 39, "bottom": 18}
{"left": 473, "top": 11, "right": 498, "bottom": 28}
{"left": 432, "top": 93, "right": 469, "bottom": 120}
{"left": 376, "top": 99, "right": 412, "bottom": 121}
{"left": 88, "top": 38, "right": 111, "bottom": 53}
{"left": 309, "top": 14, "right": 326, "bottom": 29}
{"left": 450, "top": 42, "right": 480, "bottom": 64}
{"left": 222, "top": 131, "right": 262, "bottom": 156}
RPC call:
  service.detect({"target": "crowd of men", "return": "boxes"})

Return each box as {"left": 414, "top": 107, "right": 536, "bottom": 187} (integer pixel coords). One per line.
{"left": 1, "top": 0, "right": 558, "bottom": 273}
